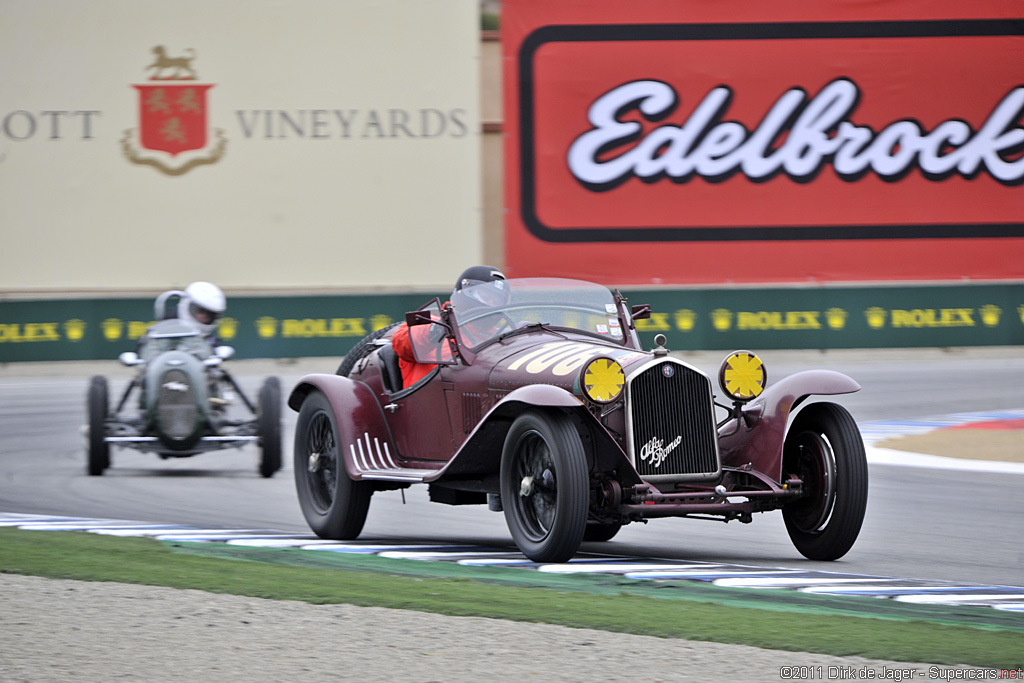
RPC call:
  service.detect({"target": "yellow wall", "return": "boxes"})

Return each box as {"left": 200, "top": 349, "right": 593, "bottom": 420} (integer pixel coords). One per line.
{"left": 0, "top": 0, "right": 481, "bottom": 294}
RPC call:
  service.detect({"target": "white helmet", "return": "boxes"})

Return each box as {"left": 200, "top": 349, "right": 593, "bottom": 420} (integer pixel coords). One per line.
{"left": 178, "top": 281, "right": 226, "bottom": 336}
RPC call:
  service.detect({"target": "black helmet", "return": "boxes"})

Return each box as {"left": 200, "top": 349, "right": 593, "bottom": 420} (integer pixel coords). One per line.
{"left": 454, "top": 265, "right": 506, "bottom": 292}
{"left": 452, "top": 265, "right": 509, "bottom": 309}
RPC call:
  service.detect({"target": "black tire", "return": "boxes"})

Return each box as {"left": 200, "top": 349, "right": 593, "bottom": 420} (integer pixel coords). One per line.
{"left": 293, "top": 391, "right": 372, "bottom": 539}
{"left": 500, "top": 410, "right": 589, "bottom": 563}
{"left": 86, "top": 375, "right": 110, "bottom": 476}
{"left": 336, "top": 322, "right": 401, "bottom": 377}
{"left": 782, "top": 402, "right": 868, "bottom": 561}
{"left": 583, "top": 522, "right": 622, "bottom": 543}
{"left": 257, "top": 376, "right": 282, "bottom": 478}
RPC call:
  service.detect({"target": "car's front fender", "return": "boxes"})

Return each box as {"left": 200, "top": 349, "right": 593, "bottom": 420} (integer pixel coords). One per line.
{"left": 438, "top": 384, "right": 642, "bottom": 486}
{"left": 289, "top": 373, "right": 395, "bottom": 480}
{"left": 717, "top": 370, "right": 861, "bottom": 483}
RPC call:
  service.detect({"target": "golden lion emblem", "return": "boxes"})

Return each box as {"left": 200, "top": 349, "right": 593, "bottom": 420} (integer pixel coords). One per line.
{"left": 146, "top": 46, "right": 197, "bottom": 80}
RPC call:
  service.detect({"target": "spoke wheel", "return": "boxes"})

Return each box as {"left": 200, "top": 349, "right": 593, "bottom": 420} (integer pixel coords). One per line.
{"left": 500, "top": 410, "right": 588, "bottom": 563}
{"left": 86, "top": 375, "right": 110, "bottom": 476}
{"left": 782, "top": 402, "right": 868, "bottom": 561}
{"left": 293, "top": 391, "right": 371, "bottom": 539}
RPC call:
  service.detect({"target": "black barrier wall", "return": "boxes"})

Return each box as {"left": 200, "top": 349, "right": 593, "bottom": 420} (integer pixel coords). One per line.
{"left": 1, "top": 283, "right": 1022, "bottom": 363}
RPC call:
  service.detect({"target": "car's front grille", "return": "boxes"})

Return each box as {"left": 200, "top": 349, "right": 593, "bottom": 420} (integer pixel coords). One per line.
{"left": 156, "top": 369, "right": 197, "bottom": 439}
{"left": 627, "top": 359, "right": 720, "bottom": 482}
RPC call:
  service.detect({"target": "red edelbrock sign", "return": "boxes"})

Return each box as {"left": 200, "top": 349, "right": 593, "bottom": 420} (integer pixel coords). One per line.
{"left": 502, "top": 1, "right": 1024, "bottom": 284}
{"left": 568, "top": 77, "right": 1023, "bottom": 190}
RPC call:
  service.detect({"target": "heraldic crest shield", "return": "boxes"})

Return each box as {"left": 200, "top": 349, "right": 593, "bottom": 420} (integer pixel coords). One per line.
{"left": 122, "top": 46, "right": 226, "bottom": 175}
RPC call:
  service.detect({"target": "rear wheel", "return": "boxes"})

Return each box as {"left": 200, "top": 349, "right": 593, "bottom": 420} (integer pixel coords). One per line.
{"left": 257, "top": 377, "right": 282, "bottom": 478}
{"left": 782, "top": 402, "right": 868, "bottom": 561}
{"left": 293, "top": 391, "right": 372, "bottom": 539}
{"left": 500, "top": 410, "right": 588, "bottom": 563}
{"left": 86, "top": 375, "right": 110, "bottom": 476}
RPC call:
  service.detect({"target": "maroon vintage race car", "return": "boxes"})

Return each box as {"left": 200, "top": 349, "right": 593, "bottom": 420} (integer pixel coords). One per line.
{"left": 287, "top": 277, "right": 867, "bottom": 563}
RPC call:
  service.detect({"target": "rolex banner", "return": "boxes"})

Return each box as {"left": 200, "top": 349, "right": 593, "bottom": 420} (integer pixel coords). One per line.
{"left": 1, "top": 283, "right": 1022, "bottom": 362}
{"left": 502, "top": 0, "right": 1024, "bottom": 285}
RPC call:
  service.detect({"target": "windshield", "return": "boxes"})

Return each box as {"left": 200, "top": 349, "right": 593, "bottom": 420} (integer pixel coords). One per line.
{"left": 451, "top": 277, "right": 627, "bottom": 348}
{"left": 138, "top": 319, "right": 211, "bottom": 361}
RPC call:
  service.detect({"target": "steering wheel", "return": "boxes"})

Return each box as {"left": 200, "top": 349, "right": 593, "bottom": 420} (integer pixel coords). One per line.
{"left": 458, "top": 311, "right": 518, "bottom": 346}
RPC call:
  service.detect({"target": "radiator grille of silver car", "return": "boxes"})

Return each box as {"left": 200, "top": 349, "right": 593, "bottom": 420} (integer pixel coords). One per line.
{"left": 157, "top": 369, "right": 197, "bottom": 439}
{"left": 628, "top": 361, "right": 720, "bottom": 481}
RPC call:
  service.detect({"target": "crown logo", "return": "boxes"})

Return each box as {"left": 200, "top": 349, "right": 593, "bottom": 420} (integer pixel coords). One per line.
{"left": 711, "top": 308, "right": 733, "bottom": 331}
{"left": 64, "top": 319, "right": 87, "bottom": 342}
{"left": 256, "top": 317, "right": 279, "bottom": 339}
{"left": 219, "top": 317, "right": 238, "bottom": 340}
{"left": 101, "top": 318, "right": 124, "bottom": 341}
{"left": 864, "top": 307, "right": 887, "bottom": 330}
{"left": 674, "top": 309, "right": 697, "bottom": 331}
{"left": 979, "top": 305, "right": 1001, "bottom": 327}
{"left": 825, "top": 308, "right": 848, "bottom": 330}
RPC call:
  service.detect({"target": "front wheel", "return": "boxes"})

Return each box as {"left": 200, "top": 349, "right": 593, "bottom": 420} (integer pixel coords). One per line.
{"left": 257, "top": 376, "right": 282, "bottom": 478}
{"left": 86, "top": 375, "right": 110, "bottom": 476}
{"left": 500, "top": 410, "right": 589, "bottom": 563}
{"left": 582, "top": 522, "right": 622, "bottom": 543}
{"left": 782, "top": 402, "right": 868, "bottom": 561}
{"left": 293, "top": 391, "right": 372, "bottom": 539}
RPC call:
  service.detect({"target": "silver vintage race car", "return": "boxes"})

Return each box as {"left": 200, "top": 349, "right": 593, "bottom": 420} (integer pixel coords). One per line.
{"left": 86, "top": 293, "right": 282, "bottom": 478}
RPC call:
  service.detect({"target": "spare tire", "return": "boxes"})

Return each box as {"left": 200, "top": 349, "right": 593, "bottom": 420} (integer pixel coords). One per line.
{"left": 335, "top": 322, "right": 401, "bottom": 377}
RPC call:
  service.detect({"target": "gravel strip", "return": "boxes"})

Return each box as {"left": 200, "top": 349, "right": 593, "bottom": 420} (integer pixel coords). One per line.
{"left": 1, "top": 573, "right": 957, "bottom": 683}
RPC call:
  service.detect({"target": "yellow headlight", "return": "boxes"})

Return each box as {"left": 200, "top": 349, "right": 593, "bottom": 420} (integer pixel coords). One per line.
{"left": 719, "top": 351, "right": 766, "bottom": 402}
{"left": 582, "top": 357, "right": 624, "bottom": 403}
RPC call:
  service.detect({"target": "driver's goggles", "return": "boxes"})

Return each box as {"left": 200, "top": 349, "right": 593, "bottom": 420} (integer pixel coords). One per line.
{"left": 190, "top": 303, "right": 221, "bottom": 324}
{"left": 464, "top": 281, "right": 507, "bottom": 307}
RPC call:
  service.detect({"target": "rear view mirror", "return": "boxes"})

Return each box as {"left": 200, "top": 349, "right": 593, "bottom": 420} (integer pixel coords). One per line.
{"left": 405, "top": 310, "right": 435, "bottom": 327}
{"left": 631, "top": 304, "right": 652, "bottom": 320}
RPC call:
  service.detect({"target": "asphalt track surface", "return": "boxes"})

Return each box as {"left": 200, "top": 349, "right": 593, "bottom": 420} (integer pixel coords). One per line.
{"left": 1, "top": 348, "right": 1022, "bottom": 592}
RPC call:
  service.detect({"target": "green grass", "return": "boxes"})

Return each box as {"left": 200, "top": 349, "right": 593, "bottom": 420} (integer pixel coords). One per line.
{"left": 2, "top": 527, "right": 1021, "bottom": 668}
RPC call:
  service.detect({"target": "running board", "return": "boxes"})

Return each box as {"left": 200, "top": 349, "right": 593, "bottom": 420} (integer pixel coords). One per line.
{"left": 348, "top": 432, "right": 440, "bottom": 482}
{"left": 359, "top": 468, "right": 437, "bottom": 482}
